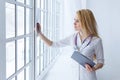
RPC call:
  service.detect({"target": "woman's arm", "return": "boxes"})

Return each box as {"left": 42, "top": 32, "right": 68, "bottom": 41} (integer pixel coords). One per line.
{"left": 36, "top": 23, "right": 74, "bottom": 47}
{"left": 36, "top": 23, "right": 53, "bottom": 46}
{"left": 93, "top": 63, "right": 103, "bottom": 70}
{"left": 85, "top": 38, "right": 104, "bottom": 72}
{"left": 38, "top": 33, "right": 53, "bottom": 46}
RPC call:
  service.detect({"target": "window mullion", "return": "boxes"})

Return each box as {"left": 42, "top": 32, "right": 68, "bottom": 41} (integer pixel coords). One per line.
{"left": 0, "top": 0, "right": 6, "bottom": 80}
{"left": 15, "top": 3, "right": 18, "bottom": 80}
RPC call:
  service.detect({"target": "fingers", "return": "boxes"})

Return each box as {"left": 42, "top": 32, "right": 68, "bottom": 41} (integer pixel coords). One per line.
{"left": 36, "top": 22, "right": 41, "bottom": 33}
{"left": 37, "top": 23, "right": 40, "bottom": 28}
{"left": 85, "top": 64, "right": 93, "bottom": 72}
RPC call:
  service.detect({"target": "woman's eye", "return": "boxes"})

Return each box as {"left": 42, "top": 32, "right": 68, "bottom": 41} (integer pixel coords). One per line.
{"left": 75, "top": 20, "right": 79, "bottom": 23}
{"left": 74, "top": 19, "right": 79, "bottom": 23}
{"left": 76, "top": 20, "right": 79, "bottom": 22}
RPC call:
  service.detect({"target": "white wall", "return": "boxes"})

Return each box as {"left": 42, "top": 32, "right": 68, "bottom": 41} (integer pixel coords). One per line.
{"left": 86, "top": 0, "right": 120, "bottom": 80}
{"left": 63, "top": 0, "right": 82, "bottom": 37}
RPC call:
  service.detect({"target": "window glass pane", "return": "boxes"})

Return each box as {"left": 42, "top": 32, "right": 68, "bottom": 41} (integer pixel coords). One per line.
{"left": 40, "top": 42, "right": 44, "bottom": 71}
{"left": 26, "top": 66, "right": 30, "bottom": 80}
{"left": 41, "top": 0, "right": 44, "bottom": 9}
{"left": 17, "top": 39, "right": 24, "bottom": 70}
{"left": 26, "top": 8, "right": 31, "bottom": 34}
{"left": 36, "top": 59, "right": 39, "bottom": 76}
{"left": 6, "top": 3, "right": 15, "bottom": 38}
{"left": 17, "top": 6, "right": 24, "bottom": 36}
{"left": 17, "top": 70, "right": 24, "bottom": 80}
{"left": 37, "top": 37, "right": 40, "bottom": 57}
{"left": 40, "top": 43, "right": 44, "bottom": 55}
{"left": 36, "top": 0, "right": 40, "bottom": 8}
{"left": 41, "top": 55, "right": 43, "bottom": 71}
{"left": 50, "top": 1, "right": 53, "bottom": 12}
{"left": 41, "top": 11, "right": 44, "bottom": 32}
{"left": 26, "top": 0, "right": 32, "bottom": 5}
{"left": 11, "top": 78, "right": 15, "bottom": 80}
{"left": 17, "top": 0, "right": 24, "bottom": 3}
{"left": 52, "top": 1, "right": 55, "bottom": 12}
{"left": 6, "top": 41, "right": 15, "bottom": 78}
{"left": 48, "top": 0, "right": 51, "bottom": 11}
{"left": 26, "top": 37, "right": 30, "bottom": 63}
{"left": 50, "top": 49, "right": 52, "bottom": 62}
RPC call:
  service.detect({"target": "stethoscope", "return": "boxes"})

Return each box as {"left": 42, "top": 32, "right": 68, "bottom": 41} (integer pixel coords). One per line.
{"left": 74, "top": 33, "right": 93, "bottom": 51}
{"left": 74, "top": 33, "right": 93, "bottom": 80}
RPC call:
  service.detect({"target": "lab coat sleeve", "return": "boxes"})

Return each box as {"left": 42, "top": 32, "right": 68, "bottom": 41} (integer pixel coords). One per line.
{"left": 51, "top": 34, "right": 75, "bottom": 48}
{"left": 94, "top": 38, "right": 104, "bottom": 64}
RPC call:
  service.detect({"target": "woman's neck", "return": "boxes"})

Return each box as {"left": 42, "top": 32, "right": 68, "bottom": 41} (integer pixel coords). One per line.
{"left": 79, "top": 32, "right": 90, "bottom": 42}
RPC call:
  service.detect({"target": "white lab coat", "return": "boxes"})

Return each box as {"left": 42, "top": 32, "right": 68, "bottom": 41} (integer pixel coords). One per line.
{"left": 51, "top": 33, "right": 104, "bottom": 80}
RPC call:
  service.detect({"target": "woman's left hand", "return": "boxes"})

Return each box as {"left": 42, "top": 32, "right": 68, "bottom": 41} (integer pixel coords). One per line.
{"left": 85, "top": 64, "right": 96, "bottom": 72}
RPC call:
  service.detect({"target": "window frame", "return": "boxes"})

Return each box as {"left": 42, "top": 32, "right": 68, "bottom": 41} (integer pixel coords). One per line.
{"left": 0, "top": 0, "right": 6, "bottom": 80}
{"left": 4, "top": 0, "right": 35, "bottom": 80}
{"left": 0, "top": 0, "right": 63, "bottom": 80}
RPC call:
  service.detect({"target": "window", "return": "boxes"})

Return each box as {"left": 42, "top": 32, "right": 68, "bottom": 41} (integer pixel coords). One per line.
{"left": 0, "top": 0, "right": 63, "bottom": 80}
{"left": 35, "top": 0, "right": 62, "bottom": 79}
{"left": 5, "top": 0, "right": 34, "bottom": 80}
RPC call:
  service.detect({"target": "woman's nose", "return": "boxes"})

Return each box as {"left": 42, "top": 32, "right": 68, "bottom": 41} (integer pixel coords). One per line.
{"left": 74, "top": 22, "right": 76, "bottom": 25}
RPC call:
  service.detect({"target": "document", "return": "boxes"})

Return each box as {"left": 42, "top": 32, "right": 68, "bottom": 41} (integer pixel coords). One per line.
{"left": 71, "top": 51, "right": 95, "bottom": 68}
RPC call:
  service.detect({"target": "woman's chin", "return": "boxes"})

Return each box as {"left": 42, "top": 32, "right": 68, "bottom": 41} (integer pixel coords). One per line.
{"left": 74, "top": 29, "right": 81, "bottom": 32}
{"left": 74, "top": 28, "right": 77, "bottom": 30}
{"left": 74, "top": 28, "right": 78, "bottom": 31}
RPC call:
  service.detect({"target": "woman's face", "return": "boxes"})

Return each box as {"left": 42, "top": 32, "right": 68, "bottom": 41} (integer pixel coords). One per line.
{"left": 74, "top": 14, "right": 82, "bottom": 31}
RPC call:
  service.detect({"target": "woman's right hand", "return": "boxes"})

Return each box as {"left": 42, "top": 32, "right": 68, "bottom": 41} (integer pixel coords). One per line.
{"left": 36, "top": 23, "right": 42, "bottom": 34}
{"left": 35, "top": 22, "right": 53, "bottom": 46}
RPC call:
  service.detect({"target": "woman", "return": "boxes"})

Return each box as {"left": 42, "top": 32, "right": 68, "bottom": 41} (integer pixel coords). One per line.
{"left": 36, "top": 9, "right": 104, "bottom": 80}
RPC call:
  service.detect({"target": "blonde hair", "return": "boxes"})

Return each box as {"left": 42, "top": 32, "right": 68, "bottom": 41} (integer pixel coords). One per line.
{"left": 76, "top": 9, "right": 99, "bottom": 37}
{"left": 77, "top": 9, "right": 98, "bottom": 59}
